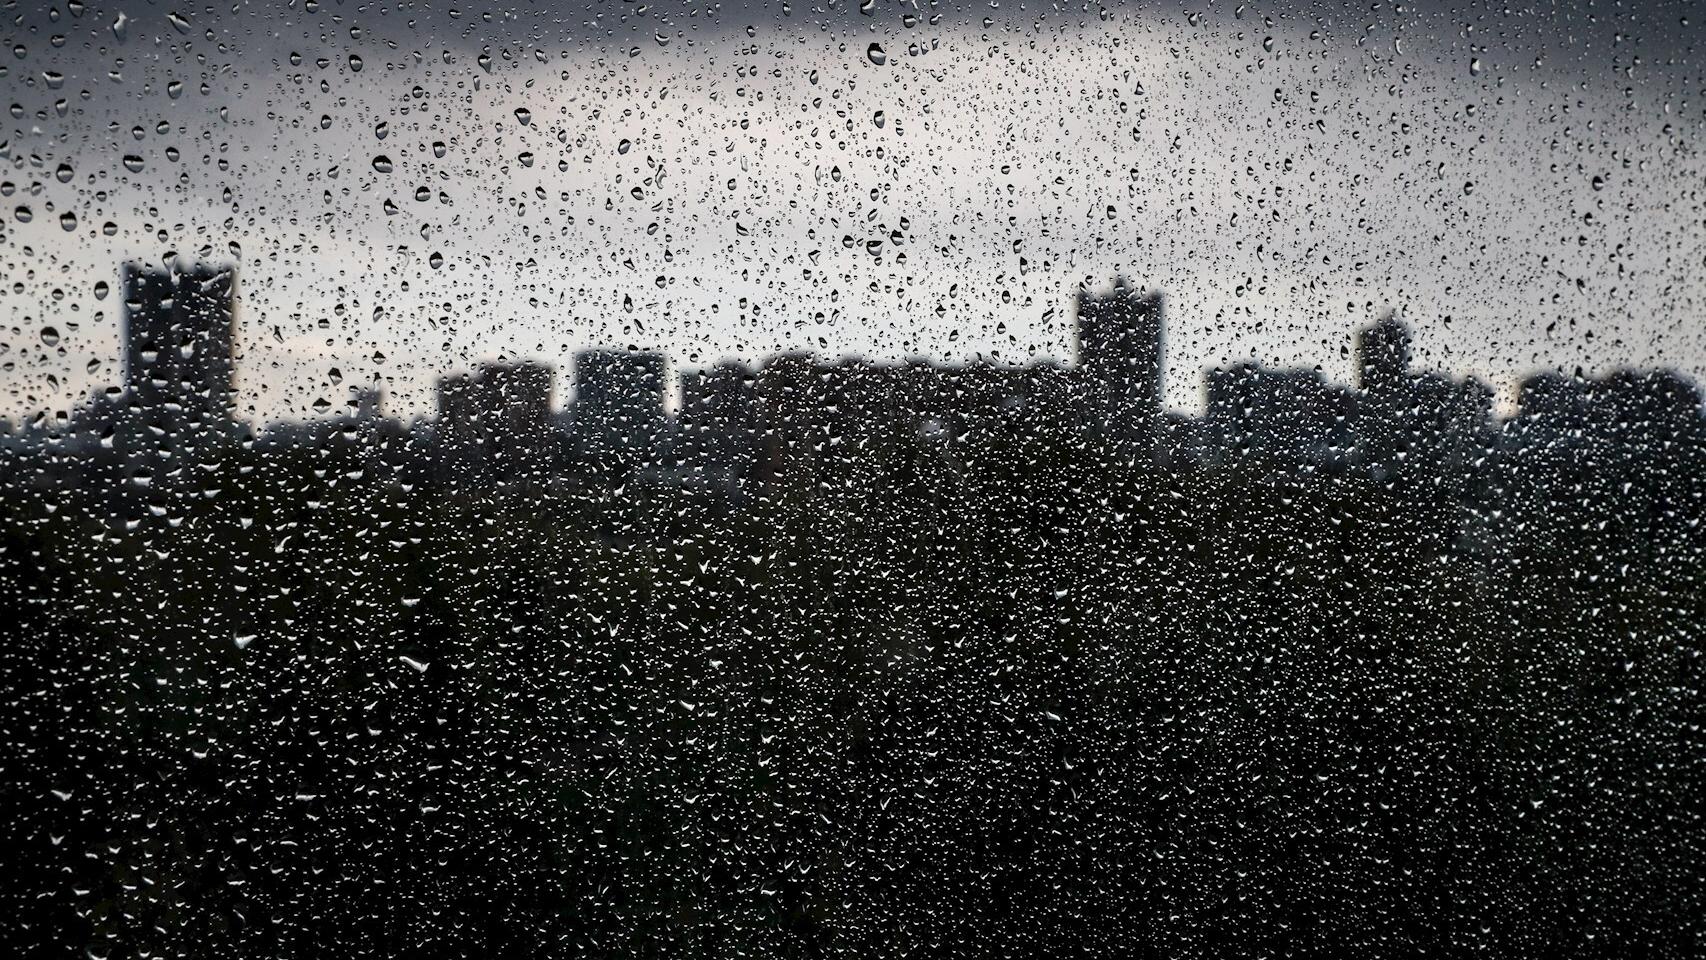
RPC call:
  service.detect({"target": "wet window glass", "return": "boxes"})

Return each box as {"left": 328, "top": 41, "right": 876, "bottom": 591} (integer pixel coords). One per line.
{"left": 2, "top": 1, "right": 1702, "bottom": 956}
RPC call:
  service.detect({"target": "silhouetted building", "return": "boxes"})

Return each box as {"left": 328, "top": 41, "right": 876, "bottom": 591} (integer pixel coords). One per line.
{"left": 1399, "top": 370, "right": 1497, "bottom": 478}
{"left": 121, "top": 260, "right": 239, "bottom": 439}
{"left": 435, "top": 372, "right": 479, "bottom": 455}
{"left": 433, "top": 362, "right": 557, "bottom": 486}
{"left": 1074, "top": 278, "right": 1164, "bottom": 453}
{"left": 678, "top": 361, "right": 759, "bottom": 491}
{"left": 1513, "top": 367, "right": 1701, "bottom": 463}
{"left": 571, "top": 349, "right": 667, "bottom": 481}
{"left": 1355, "top": 312, "right": 1410, "bottom": 396}
{"left": 1347, "top": 314, "right": 1495, "bottom": 480}
{"left": 475, "top": 361, "right": 554, "bottom": 431}
{"left": 479, "top": 360, "right": 557, "bottom": 483}
{"left": 1205, "top": 363, "right": 1353, "bottom": 467}
{"left": 752, "top": 352, "right": 828, "bottom": 494}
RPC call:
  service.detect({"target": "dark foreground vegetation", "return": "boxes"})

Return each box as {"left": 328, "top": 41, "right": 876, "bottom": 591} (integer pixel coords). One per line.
{"left": 2, "top": 402, "right": 1702, "bottom": 960}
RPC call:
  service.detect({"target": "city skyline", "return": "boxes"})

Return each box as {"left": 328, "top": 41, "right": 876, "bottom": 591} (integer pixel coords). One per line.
{"left": 17, "top": 260, "right": 1698, "bottom": 496}
{"left": 14, "top": 256, "right": 1705, "bottom": 443}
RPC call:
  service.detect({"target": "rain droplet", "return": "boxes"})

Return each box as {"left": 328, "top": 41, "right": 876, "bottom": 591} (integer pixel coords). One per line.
{"left": 123, "top": 155, "right": 144, "bottom": 173}
{"left": 514, "top": 107, "right": 532, "bottom": 125}
{"left": 372, "top": 155, "right": 393, "bottom": 173}
{"left": 348, "top": 54, "right": 363, "bottom": 73}
{"left": 39, "top": 326, "right": 60, "bottom": 347}
{"left": 867, "top": 43, "right": 888, "bottom": 66}
{"left": 59, "top": 211, "right": 76, "bottom": 231}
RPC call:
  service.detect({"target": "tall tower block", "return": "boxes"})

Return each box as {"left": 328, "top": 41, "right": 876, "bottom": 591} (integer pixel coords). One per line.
{"left": 1074, "top": 277, "right": 1165, "bottom": 435}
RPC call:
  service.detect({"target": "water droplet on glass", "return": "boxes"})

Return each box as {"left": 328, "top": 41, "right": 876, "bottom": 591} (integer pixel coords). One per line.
{"left": 867, "top": 43, "right": 888, "bottom": 66}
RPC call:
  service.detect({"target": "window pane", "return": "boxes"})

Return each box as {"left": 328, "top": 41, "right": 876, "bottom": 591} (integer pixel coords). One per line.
{"left": 3, "top": 2, "right": 1701, "bottom": 956}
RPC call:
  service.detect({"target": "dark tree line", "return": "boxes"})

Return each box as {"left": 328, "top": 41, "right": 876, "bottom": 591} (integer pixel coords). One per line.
{"left": 1, "top": 409, "right": 1702, "bottom": 959}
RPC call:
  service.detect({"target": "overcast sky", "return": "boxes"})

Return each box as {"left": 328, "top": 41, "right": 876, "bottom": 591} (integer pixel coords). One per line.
{"left": 1, "top": 0, "right": 1701, "bottom": 423}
